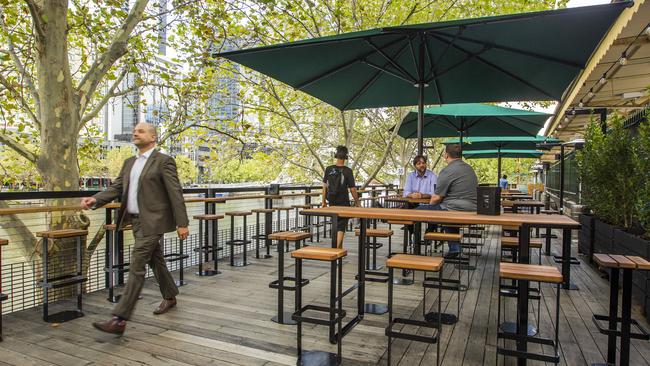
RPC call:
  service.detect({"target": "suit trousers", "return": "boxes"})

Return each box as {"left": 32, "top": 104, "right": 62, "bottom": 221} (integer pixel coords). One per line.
{"left": 113, "top": 217, "right": 179, "bottom": 320}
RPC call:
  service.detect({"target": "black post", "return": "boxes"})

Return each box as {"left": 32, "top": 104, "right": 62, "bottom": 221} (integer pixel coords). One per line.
{"left": 497, "top": 147, "right": 502, "bottom": 186}
{"left": 560, "top": 145, "right": 564, "bottom": 214}
{"left": 417, "top": 34, "right": 425, "bottom": 156}
{"left": 599, "top": 109, "right": 608, "bottom": 134}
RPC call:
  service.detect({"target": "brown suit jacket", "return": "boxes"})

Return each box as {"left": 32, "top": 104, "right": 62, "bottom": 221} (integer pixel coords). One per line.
{"left": 93, "top": 150, "right": 189, "bottom": 236}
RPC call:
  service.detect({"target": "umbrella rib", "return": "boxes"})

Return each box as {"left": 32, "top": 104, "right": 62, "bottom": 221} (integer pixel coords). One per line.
{"left": 365, "top": 38, "right": 417, "bottom": 83}
{"left": 428, "top": 31, "right": 583, "bottom": 69}
{"left": 430, "top": 46, "right": 490, "bottom": 80}
{"left": 425, "top": 27, "right": 464, "bottom": 81}
{"left": 423, "top": 39, "right": 443, "bottom": 104}
{"left": 427, "top": 34, "right": 556, "bottom": 100}
{"left": 363, "top": 60, "right": 416, "bottom": 84}
{"left": 343, "top": 42, "right": 412, "bottom": 109}
{"left": 295, "top": 37, "right": 405, "bottom": 90}
{"left": 407, "top": 36, "right": 420, "bottom": 80}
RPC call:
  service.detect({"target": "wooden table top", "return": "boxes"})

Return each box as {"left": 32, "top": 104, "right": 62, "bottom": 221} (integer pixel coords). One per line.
{"left": 302, "top": 206, "right": 580, "bottom": 229}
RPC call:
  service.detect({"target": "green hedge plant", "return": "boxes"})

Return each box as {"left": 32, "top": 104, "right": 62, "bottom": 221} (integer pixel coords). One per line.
{"left": 577, "top": 114, "right": 642, "bottom": 229}
{"left": 637, "top": 113, "right": 650, "bottom": 236}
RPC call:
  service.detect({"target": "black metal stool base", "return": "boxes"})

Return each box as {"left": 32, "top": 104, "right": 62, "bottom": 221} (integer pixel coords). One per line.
{"left": 298, "top": 350, "right": 339, "bottom": 366}
{"left": 195, "top": 269, "right": 221, "bottom": 276}
{"left": 425, "top": 312, "right": 457, "bottom": 325}
{"left": 367, "top": 264, "right": 384, "bottom": 271}
{"left": 45, "top": 310, "right": 84, "bottom": 323}
{"left": 230, "top": 261, "right": 249, "bottom": 267}
{"left": 107, "top": 294, "right": 121, "bottom": 303}
{"left": 393, "top": 278, "right": 414, "bottom": 286}
{"left": 499, "top": 321, "right": 538, "bottom": 336}
{"left": 174, "top": 280, "right": 189, "bottom": 287}
{"left": 272, "top": 312, "right": 297, "bottom": 325}
{"left": 261, "top": 254, "right": 273, "bottom": 259}
{"left": 364, "top": 303, "right": 388, "bottom": 315}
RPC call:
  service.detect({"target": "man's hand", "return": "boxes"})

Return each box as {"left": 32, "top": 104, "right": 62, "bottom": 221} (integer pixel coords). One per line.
{"left": 177, "top": 227, "right": 189, "bottom": 240}
{"left": 80, "top": 197, "right": 97, "bottom": 210}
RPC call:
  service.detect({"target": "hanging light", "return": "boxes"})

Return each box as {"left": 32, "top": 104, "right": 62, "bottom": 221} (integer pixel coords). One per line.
{"left": 558, "top": 123, "right": 564, "bottom": 129}
{"left": 564, "top": 116, "right": 569, "bottom": 123}
{"left": 578, "top": 100, "right": 584, "bottom": 108}
{"left": 599, "top": 74, "right": 607, "bottom": 85}
{"left": 587, "top": 88, "right": 595, "bottom": 98}
{"left": 619, "top": 51, "right": 628, "bottom": 66}
{"left": 645, "top": 26, "right": 650, "bottom": 39}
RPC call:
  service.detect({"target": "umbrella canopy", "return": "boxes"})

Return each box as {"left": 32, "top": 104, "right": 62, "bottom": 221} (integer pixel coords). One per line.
{"left": 216, "top": 2, "right": 630, "bottom": 154}
{"left": 397, "top": 104, "right": 551, "bottom": 139}
{"left": 462, "top": 149, "right": 544, "bottom": 159}
{"left": 442, "top": 135, "right": 560, "bottom": 151}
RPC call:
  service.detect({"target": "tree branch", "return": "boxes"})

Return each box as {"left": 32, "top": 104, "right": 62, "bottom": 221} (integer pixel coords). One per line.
{"left": 77, "top": 0, "right": 149, "bottom": 117}
{"left": 0, "top": 130, "right": 38, "bottom": 163}
{"left": 23, "top": 0, "right": 45, "bottom": 41}
{"left": 79, "top": 67, "right": 128, "bottom": 126}
{"left": 0, "top": 74, "right": 41, "bottom": 129}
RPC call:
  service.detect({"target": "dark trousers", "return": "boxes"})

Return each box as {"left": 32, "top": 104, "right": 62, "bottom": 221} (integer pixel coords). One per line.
{"left": 112, "top": 218, "right": 179, "bottom": 320}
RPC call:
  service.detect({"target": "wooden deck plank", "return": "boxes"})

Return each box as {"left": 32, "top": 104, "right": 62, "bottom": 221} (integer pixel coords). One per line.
{"left": 0, "top": 223, "right": 648, "bottom": 366}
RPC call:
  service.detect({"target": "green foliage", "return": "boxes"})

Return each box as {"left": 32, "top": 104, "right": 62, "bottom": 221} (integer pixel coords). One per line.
{"left": 577, "top": 114, "right": 643, "bottom": 229}
{"left": 636, "top": 111, "right": 650, "bottom": 234}
{"left": 207, "top": 152, "right": 281, "bottom": 184}
{"left": 466, "top": 157, "right": 536, "bottom": 185}
{"left": 105, "top": 146, "right": 136, "bottom": 178}
{"left": 0, "top": 145, "right": 41, "bottom": 189}
{"left": 174, "top": 155, "right": 198, "bottom": 184}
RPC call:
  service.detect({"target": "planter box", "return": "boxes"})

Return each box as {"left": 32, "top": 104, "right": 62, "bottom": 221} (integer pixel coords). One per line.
{"left": 578, "top": 214, "right": 595, "bottom": 263}
{"left": 594, "top": 219, "right": 615, "bottom": 254}
{"left": 613, "top": 228, "right": 650, "bottom": 313}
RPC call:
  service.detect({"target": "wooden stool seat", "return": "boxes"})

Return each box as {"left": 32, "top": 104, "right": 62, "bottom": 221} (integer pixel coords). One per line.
{"left": 274, "top": 207, "right": 292, "bottom": 211}
{"left": 499, "top": 263, "right": 563, "bottom": 283}
{"left": 291, "top": 204, "right": 311, "bottom": 209}
{"left": 268, "top": 231, "right": 312, "bottom": 241}
{"left": 0, "top": 239, "right": 7, "bottom": 246}
{"left": 387, "top": 220, "right": 414, "bottom": 225}
{"left": 386, "top": 254, "right": 444, "bottom": 272}
{"left": 354, "top": 228, "right": 393, "bottom": 237}
{"left": 424, "top": 232, "right": 462, "bottom": 242}
{"left": 192, "top": 214, "right": 224, "bottom": 221}
{"left": 502, "top": 225, "right": 519, "bottom": 231}
{"left": 291, "top": 246, "right": 347, "bottom": 261}
{"left": 251, "top": 208, "right": 274, "bottom": 213}
{"left": 500, "top": 237, "right": 543, "bottom": 249}
{"left": 104, "top": 224, "right": 133, "bottom": 231}
{"left": 36, "top": 229, "right": 88, "bottom": 239}
{"left": 540, "top": 209, "right": 559, "bottom": 215}
{"left": 204, "top": 197, "right": 227, "bottom": 203}
{"left": 225, "top": 211, "right": 252, "bottom": 217}
{"left": 594, "top": 254, "right": 650, "bottom": 270}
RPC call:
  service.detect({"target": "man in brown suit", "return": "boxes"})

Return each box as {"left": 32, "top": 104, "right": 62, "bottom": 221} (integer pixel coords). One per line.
{"left": 81, "top": 122, "right": 189, "bottom": 335}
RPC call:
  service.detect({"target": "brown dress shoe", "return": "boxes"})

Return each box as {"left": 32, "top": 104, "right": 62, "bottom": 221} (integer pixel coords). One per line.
{"left": 93, "top": 317, "right": 126, "bottom": 335}
{"left": 153, "top": 297, "right": 177, "bottom": 315}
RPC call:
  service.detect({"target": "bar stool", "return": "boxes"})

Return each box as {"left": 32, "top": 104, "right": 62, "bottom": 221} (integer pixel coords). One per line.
{"left": 35, "top": 229, "right": 88, "bottom": 323}
{"left": 292, "top": 246, "right": 347, "bottom": 365}
{"left": 386, "top": 220, "right": 415, "bottom": 286}
{"left": 309, "top": 203, "right": 324, "bottom": 242}
{"left": 193, "top": 214, "right": 224, "bottom": 276}
{"left": 164, "top": 237, "right": 189, "bottom": 286}
{"left": 104, "top": 224, "right": 132, "bottom": 303}
{"left": 268, "top": 231, "right": 311, "bottom": 325}
{"left": 224, "top": 211, "right": 253, "bottom": 267}
{"left": 0, "top": 238, "right": 8, "bottom": 341}
{"left": 592, "top": 254, "right": 650, "bottom": 366}
{"left": 386, "top": 254, "right": 444, "bottom": 366}
{"left": 500, "top": 237, "right": 543, "bottom": 264}
{"left": 354, "top": 228, "right": 392, "bottom": 271}
{"left": 274, "top": 207, "right": 292, "bottom": 235}
{"left": 252, "top": 208, "right": 274, "bottom": 259}
{"left": 497, "top": 263, "right": 563, "bottom": 364}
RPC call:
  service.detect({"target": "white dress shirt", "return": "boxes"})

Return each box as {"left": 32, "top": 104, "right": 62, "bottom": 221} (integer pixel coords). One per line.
{"left": 127, "top": 148, "right": 155, "bottom": 214}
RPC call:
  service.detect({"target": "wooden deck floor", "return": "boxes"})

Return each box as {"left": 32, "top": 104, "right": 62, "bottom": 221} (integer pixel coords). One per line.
{"left": 1, "top": 225, "right": 649, "bottom": 366}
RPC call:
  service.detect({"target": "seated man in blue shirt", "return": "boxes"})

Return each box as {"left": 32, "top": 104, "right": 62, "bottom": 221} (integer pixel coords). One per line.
{"left": 403, "top": 155, "right": 437, "bottom": 201}
{"left": 499, "top": 174, "right": 508, "bottom": 190}
{"left": 417, "top": 144, "right": 478, "bottom": 257}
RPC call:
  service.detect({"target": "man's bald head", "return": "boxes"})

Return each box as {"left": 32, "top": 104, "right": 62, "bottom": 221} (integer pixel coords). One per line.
{"left": 132, "top": 122, "right": 158, "bottom": 150}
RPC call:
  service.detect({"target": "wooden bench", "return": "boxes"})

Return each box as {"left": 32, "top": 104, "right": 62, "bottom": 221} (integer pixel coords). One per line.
{"left": 386, "top": 254, "right": 445, "bottom": 365}
{"left": 592, "top": 254, "right": 650, "bottom": 366}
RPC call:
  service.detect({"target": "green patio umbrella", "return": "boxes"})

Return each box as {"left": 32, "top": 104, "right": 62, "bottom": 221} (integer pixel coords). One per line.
{"left": 397, "top": 104, "right": 551, "bottom": 140}
{"left": 462, "top": 149, "right": 543, "bottom": 184}
{"left": 216, "top": 3, "right": 630, "bottom": 155}
{"left": 442, "top": 135, "right": 560, "bottom": 150}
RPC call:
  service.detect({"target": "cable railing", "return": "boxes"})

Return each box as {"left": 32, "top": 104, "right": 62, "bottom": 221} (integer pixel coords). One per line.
{"left": 0, "top": 184, "right": 398, "bottom": 315}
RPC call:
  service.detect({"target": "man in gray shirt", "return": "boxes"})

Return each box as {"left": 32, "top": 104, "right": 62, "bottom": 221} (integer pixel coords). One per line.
{"left": 416, "top": 143, "right": 478, "bottom": 255}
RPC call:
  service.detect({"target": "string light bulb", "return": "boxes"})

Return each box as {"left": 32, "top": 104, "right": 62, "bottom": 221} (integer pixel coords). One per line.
{"left": 564, "top": 116, "right": 569, "bottom": 123}
{"left": 599, "top": 74, "right": 607, "bottom": 85}
{"left": 619, "top": 52, "right": 628, "bottom": 66}
{"left": 587, "top": 89, "right": 595, "bottom": 98}
{"left": 578, "top": 100, "right": 584, "bottom": 108}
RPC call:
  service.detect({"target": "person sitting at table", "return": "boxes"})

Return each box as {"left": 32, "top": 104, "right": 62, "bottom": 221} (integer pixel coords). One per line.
{"left": 322, "top": 145, "right": 361, "bottom": 248}
{"left": 403, "top": 154, "right": 437, "bottom": 201}
{"left": 416, "top": 143, "right": 478, "bottom": 257}
{"left": 499, "top": 174, "right": 509, "bottom": 190}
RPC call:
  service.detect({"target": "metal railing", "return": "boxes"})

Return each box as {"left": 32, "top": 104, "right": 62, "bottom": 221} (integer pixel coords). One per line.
{"left": 544, "top": 150, "right": 581, "bottom": 205}
{"left": 0, "top": 184, "right": 397, "bottom": 315}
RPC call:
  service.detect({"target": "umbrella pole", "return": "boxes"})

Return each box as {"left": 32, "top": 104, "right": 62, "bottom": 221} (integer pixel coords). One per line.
{"left": 497, "top": 147, "right": 502, "bottom": 186}
{"left": 417, "top": 37, "right": 425, "bottom": 156}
